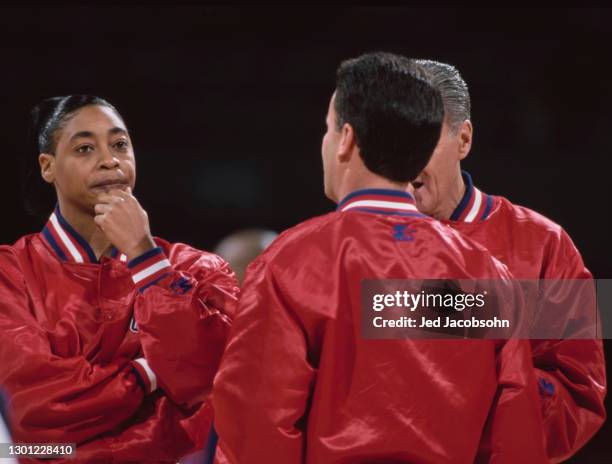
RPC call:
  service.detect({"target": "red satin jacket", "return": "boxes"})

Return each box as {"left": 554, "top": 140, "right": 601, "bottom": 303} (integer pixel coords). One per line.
{"left": 444, "top": 172, "right": 606, "bottom": 462}
{"left": 0, "top": 206, "right": 237, "bottom": 463}
{"left": 212, "top": 188, "right": 548, "bottom": 464}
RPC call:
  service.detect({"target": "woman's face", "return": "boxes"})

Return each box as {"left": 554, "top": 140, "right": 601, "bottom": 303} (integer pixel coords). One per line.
{"left": 39, "top": 104, "right": 136, "bottom": 214}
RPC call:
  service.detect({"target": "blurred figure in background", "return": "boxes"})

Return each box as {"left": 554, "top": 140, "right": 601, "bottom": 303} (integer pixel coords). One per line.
{"left": 215, "top": 229, "right": 278, "bottom": 284}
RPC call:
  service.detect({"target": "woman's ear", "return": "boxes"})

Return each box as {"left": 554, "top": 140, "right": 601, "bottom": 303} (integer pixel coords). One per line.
{"left": 39, "top": 153, "right": 55, "bottom": 184}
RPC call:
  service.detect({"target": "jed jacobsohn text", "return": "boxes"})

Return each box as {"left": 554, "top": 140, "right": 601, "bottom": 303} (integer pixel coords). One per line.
{"left": 372, "top": 315, "right": 510, "bottom": 329}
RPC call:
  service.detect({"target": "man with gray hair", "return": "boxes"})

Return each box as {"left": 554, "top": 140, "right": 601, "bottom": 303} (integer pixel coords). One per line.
{"left": 411, "top": 59, "right": 606, "bottom": 462}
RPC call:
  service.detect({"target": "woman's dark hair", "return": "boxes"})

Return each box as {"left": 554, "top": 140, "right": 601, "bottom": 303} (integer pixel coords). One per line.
{"left": 24, "top": 95, "right": 120, "bottom": 217}
{"left": 334, "top": 52, "right": 444, "bottom": 183}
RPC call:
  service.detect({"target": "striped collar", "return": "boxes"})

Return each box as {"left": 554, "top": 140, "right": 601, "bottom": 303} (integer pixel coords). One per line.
{"left": 449, "top": 171, "right": 494, "bottom": 223}
{"left": 41, "top": 205, "right": 127, "bottom": 264}
{"left": 337, "top": 188, "right": 426, "bottom": 217}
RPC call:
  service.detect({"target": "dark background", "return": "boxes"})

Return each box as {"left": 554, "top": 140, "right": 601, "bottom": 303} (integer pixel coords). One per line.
{"left": 0, "top": 5, "right": 610, "bottom": 462}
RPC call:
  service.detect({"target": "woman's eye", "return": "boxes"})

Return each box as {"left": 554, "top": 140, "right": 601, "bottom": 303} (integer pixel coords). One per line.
{"left": 114, "top": 140, "right": 129, "bottom": 150}
{"left": 77, "top": 145, "right": 94, "bottom": 153}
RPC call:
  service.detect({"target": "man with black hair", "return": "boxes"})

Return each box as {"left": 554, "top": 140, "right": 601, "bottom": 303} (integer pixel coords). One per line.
{"left": 211, "top": 52, "right": 547, "bottom": 463}
{"left": 411, "top": 59, "right": 606, "bottom": 462}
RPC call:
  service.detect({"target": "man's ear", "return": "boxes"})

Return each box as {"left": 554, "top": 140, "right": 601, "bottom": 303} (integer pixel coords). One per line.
{"left": 338, "top": 123, "right": 356, "bottom": 163}
{"left": 39, "top": 153, "right": 56, "bottom": 184}
{"left": 458, "top": 120, "right": 473, "bottom": 161}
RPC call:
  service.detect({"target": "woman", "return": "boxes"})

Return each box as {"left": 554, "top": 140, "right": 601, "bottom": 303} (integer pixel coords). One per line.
{"left": 0, "top": 95, "right": 237, "bottom": 462}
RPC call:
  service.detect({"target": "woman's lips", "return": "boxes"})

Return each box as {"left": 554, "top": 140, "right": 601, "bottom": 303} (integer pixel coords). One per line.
{"left": 90, "top": 181, "right": 129, "bottom": 192}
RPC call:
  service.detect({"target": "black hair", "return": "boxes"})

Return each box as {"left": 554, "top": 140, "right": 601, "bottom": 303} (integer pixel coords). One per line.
{"left": 415, "top": 59, "right": 471, "bottom": 132}
{"left": 334, "top": 52, "right": 444, "bottom": 183}
{"left": 24, "top": 95, "right": 121, "bottom": 216}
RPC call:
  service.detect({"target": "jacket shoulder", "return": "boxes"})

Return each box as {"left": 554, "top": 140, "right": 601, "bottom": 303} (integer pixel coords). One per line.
{"left": 493, "top": 196, "right": 587, "bottom": 275}
{"left": 0, "top": 235, "right": 40, "bottom": 296}
{"left": 253, "top": 212, "right": 344, "bottom": 264}
{"left": 0, "top": 234, "right": 40, "bottom": 266}
{"left": 255, "top": 211, "right": 509, "bottom": 279}
{"left": 496, "top": 196, "right": 567, "bottom": 236}
{"left": 153, "top": 237, "right": 229, "bottom": 272}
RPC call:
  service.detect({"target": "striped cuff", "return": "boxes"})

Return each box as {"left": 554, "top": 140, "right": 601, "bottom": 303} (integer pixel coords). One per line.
{"left": 128, "top": 247, "right": 171, "bottom": 292}
{"left": 132, "top": 358, "right": 158, "bottom": 394}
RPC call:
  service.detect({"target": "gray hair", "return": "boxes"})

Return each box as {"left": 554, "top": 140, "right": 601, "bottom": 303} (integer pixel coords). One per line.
{"left": 415, "top": 59, "right": 471, "bottom": 131}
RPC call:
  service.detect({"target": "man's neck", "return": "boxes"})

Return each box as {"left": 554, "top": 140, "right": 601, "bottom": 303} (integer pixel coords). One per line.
{"left": 57, "top": 200, "right": 112, "bottom": 260}
{"left": 336, "top": 177, "right": 408, "bottom": 203}
{"left": 434, "top": 171, "right": 466, "bottom": 221}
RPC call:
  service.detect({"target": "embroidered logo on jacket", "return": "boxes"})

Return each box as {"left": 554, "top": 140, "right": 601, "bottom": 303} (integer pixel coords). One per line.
{"left": 170, "top": 277, "right": 193, "bottom": 295}
{"left": 393, "top": 224, "right": 416, "bottom": 242}
{"left": 538, "top": 377, "right": 555, "bottom": 397}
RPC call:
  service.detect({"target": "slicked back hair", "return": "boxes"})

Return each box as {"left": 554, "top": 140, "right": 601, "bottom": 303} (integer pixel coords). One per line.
{"left": 334, "top": 52, "right": 444, "bottom": 183}
{"left": 415, "top": 59, "right": 471, "bottom": 132}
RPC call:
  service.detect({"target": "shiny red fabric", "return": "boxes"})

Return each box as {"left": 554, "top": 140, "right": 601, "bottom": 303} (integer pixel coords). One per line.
{"left": 0, "top": 234, "right": 237, "bottom": 463}
{"left": 446, "top": 195, "right": 607, "bottom": 463}
{"left": 212, "top": 191, "right": 548, "bottom": 463}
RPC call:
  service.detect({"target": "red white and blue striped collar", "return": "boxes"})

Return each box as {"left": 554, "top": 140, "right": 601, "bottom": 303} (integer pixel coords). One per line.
{"left": 337, "top": 188, "right": 426, "bottom": 217}
{"left": 41, "top": 205, "right": 127, "bottom": 264}
{"left": 449, "top": 171, "right": 494, "bottom": 223}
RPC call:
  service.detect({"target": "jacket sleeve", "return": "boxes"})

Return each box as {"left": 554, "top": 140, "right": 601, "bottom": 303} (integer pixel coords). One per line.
{"left": 128, "top": 245, "right": 238, "bottom": 409}
{"left": 476, "top": 339, "right": 548, "bottom": 464}
{"left": 531, "top": 230, "right": 606, "bottom": 462}
{"left": 476, "top": 264, "right": 548, "bottom": 463}
{"left": 212, "top": 259, "right": 315, "bottom": 464}
{"left": 0, "top": 249, "right": 145, "bottom": 444}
